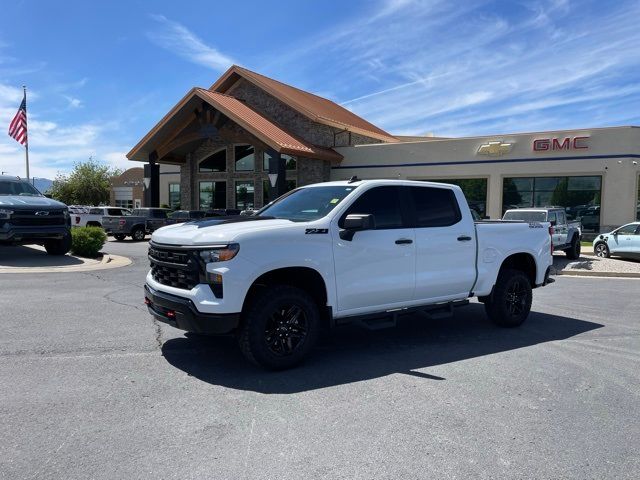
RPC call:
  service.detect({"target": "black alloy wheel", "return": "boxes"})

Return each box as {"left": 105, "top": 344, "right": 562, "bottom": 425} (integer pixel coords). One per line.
{"left": 238, "top": 285, "right": 320, "bottom": 370}
{"left": 264, "top": 304, "right": 309, "bottom": 357}
{"left": 505, "top": 278, "right": 529, "bottom": 317}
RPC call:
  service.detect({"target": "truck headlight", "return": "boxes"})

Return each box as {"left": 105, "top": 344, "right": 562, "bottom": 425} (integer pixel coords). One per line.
{"left": 0, "top": 209, "right": 13, "bottom": 220}
{"left": 199, "top": 244, "right": 239, "bottom": 263}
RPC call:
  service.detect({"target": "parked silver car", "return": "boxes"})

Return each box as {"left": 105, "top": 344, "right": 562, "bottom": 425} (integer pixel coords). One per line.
{"left": 593, "top": 222, "right": 640, "bottom": 259}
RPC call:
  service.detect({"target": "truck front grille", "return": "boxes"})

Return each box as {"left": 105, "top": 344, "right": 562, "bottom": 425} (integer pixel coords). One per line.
{"left": 11, "top": 210, "right": 67, "bottom": 226}
{"left": 148, "top": 245, "right": 201, "bottom": 290}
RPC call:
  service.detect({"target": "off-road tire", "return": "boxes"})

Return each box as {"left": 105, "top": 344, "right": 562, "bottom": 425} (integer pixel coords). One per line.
{"left": 565, "top": 236, "right": 581, "bottom": 260}
{"left": 114, "top": 234, "right": 126, "bottom": 241}
{"left": 594, "top": 242, "right": 610, "bottom": 258}
{"left": 238, "top": 285, "right": 320, "bottom": 370}
{"left": 44, "top": 231, "right": 72, "bottom": 255}
{"left": 484, "top": 268, "right": 533, "bottom": 327}
{"left": 131, "top": 227, "right": 145, "bottom": 242}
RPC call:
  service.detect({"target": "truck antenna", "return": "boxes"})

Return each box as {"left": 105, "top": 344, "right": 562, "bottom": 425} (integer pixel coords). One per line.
{"left": 348, "top": 175, "right": 359, "bottom": 184}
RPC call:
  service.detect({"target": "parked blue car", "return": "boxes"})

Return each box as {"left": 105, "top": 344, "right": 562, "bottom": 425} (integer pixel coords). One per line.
{"left": 593, "top": 222, "right": 640, "bottom": 259}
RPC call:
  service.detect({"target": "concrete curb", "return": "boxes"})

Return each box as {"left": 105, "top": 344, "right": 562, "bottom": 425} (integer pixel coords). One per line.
{"left": 552, "top": 270, "right": 640, "bottom": 278}
{"left": 0, "top": 252, "right": 132, "bottom": 274}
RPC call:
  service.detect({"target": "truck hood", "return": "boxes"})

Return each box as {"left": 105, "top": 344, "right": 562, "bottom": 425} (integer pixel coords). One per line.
{"left": 151, "top": 216, "right": 295, "bottom": 245}
{"left": 0, "top": 195, "right": 67, "bottom": 209}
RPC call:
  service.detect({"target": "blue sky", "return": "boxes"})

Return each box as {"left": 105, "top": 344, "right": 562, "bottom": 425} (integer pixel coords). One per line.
{"left": 1, "top": 0, "right": 640, "bottom": 179}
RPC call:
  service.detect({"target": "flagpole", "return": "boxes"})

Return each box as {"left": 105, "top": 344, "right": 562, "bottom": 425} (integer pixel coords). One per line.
{"left": 23, "top": 85, "right": 30, "bottom": 180}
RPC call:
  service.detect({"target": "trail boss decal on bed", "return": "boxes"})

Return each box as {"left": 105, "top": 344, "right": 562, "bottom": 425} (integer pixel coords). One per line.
{"left": 305, "top": 228, "right": 329, "bottom": 234}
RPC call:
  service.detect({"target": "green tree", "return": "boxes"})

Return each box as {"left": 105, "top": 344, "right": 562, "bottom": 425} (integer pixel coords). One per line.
{"left": 49, "top": 159, "right": 122, "bottom": 206}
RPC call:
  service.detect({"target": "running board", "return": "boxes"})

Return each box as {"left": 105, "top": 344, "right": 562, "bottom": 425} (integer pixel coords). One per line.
{"left": 336, "top": 300, "right": 469, "bottom": 330}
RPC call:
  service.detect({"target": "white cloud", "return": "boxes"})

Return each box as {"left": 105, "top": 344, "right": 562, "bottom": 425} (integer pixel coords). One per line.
{"left": 63, "top": 95, "right": 83, "bottom": 109}
{"left": 147, "top": 14, "right": 235, "bottom": 70}
{"left": 276, "top": 0, "right": 640, "bottom": 136}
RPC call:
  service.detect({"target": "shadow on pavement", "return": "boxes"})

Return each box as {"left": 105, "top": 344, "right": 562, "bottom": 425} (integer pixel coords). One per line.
{"left": 161, "top": 303, "right": 602, "bottom": 394}
{"left": 0, "top": 245, "right": 84, "bottom": 267}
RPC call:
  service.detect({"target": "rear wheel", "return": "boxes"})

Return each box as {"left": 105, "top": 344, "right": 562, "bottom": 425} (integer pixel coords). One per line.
{"left": 484, "top": 269, "right": 532, "bottom": 327}
{"left": 44, "top": 231, "right": 72, "bottom": 255}
{"left": 594, "top": 242, "right": 610, "bottom": 258}
{"left": 565, "top": 236, "right": 581, "bottom": 260}
{"left": 238, "top": 285, "right": 320, "bottom": 370}
{"left": 131, "top": 227, "right": 145, "bottom": 242}
{"left": 113, "top": 234, "right": 126, "bottom": 241}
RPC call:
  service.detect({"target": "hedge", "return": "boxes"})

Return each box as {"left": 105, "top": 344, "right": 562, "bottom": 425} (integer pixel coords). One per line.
{"left": 70, "top": 226, "right": 107, "bottom": 257}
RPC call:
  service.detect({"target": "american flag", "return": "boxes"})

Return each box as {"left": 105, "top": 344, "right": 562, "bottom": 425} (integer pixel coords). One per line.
{"left": 8, "top": 95, "right": 28, "bottom": 146}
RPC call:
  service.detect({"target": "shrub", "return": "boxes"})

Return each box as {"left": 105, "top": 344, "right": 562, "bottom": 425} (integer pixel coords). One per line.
{"left": 71, "top": 226, "right": 107, "bottom": 257}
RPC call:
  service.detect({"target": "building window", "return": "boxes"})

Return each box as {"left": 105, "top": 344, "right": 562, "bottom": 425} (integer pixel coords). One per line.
{"left": 503, "top": 176, "right": 602, "bottom": 232}
{"left": 235, "top": 181, "right": 255, "bottom": 210}
{"left": 168, "top": 183, "right": 180, "bottom": 208}
{"left": 235, "top": 145, "right": 255, "bottom": 171}
{"left": 262, "top": 179, "right": 297, "bottom": 205}
{"left": 115, "top": 199, "right": 133, "bottom": 208}
{"left": 199, "top": 148, "right": 226, "bottom": 172}
{"left": 263, "top": 152, "right": 296, "bottom": 171}
{"left": 427, "top": 178, "right": 487, "bottom": 218}
{"left": 199, "top": 181, "right": 226, "bottom": 210}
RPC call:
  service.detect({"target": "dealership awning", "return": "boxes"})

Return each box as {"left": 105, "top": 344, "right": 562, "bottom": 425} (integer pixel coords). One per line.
{"left": 127, "top": 87, "right": 343, "bottom": 164}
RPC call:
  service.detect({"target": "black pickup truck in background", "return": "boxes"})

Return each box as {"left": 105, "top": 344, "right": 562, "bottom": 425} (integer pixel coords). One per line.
{"left": 102, "top": 208, "right": 171, "bottom": 241}
{"left": 0, "top": 175, "right": 71, "bottom": 255}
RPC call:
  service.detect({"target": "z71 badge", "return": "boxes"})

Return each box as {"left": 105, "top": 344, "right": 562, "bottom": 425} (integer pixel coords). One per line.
{"left": 305, "top": 228, "right": 328, "bottom": 234}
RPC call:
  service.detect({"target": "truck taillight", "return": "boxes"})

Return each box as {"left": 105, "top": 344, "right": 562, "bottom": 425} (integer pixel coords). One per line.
{"left": 549, "top": 225, "right": 554, "bottom": 254}
{"left": 119, "top": 219, "right": 126, "bottom": 226}
{"left": 74, "top": 216, "right": 80, "bottom": 224}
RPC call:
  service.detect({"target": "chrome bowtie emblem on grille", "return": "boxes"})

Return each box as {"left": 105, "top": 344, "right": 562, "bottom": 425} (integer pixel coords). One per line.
{"left": 35, "top": 211, "right": 50, "bottom": 216}
{"left": 477, "top": 141, "right": 513, "bottom": 156}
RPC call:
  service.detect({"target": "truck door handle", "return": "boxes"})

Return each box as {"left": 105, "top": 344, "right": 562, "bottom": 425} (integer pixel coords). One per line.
{"left": 457, "top": 235, "right": 473, "bottom": 242}
{"left": 395, "top": 238, "right": 413, "bottom": 245}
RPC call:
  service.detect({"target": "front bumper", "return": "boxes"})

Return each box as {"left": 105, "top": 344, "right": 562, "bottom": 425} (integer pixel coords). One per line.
{"left": 144, "top": 284, "right": 240, "bottom": 335}
{"left": 0, "top": 225, "right": 69, "bottom": 243}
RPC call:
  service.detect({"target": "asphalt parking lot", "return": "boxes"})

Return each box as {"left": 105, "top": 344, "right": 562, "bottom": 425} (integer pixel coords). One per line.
{"left": 1, "top": 240, "right": 639, "bottom": 479}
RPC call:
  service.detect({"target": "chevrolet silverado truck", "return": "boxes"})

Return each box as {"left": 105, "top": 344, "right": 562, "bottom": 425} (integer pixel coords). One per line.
{"left": 503, "top": 207, "right": 582, "bottom": 259}
{"left": 102, "top": 207, "right": 171, "bottom": 241}
{"left": 0, "top": 175, "right": 71, "bottom": 255}
{"left": 144, "top": 179, "right": 554, "bottom": 369}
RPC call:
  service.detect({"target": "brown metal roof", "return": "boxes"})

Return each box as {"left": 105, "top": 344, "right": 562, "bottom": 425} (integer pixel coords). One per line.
{"left": 210, "top": 65, "right": 398, "bottom": 143}
{"left": 196, "top": 89, "right": 342, "bottom": 162}
{"left": 126, "top": 88, "right": 343, "bottom": 163}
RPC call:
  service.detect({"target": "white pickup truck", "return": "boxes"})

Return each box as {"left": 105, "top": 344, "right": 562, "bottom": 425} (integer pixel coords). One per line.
{"left": 145, "top": 179, "right": 554, "bottom": 369}
{"left": 70, "top": 206, "right": 131, "bottom": 228}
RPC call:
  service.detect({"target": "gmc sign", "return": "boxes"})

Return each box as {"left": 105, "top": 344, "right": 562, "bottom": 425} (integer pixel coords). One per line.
{"left": 533, "top": 136, "right": 589, "bottom": 151}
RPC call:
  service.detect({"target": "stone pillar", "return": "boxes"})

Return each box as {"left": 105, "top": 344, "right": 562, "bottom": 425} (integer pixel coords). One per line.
{"left": 267, "top": 149, "right": 287, "bottom": 202}
{"left": 180, "top": 153, "right": 192, "bottom": 210}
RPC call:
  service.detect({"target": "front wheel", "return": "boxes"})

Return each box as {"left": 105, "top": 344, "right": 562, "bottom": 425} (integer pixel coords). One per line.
{"left": 44, "top": 231, "right": 72, "bottom": 255}
{"left": 238, "top": 285, "right": 320, "bottom": 370}
{"left": 594, "top": 242, "right": 610, "bottom": 258}
{"left": 484, "top": 269, "right": 533, "bottom": 327}
{"left": 113, "top": 234, "right": 126, "bottom": 241}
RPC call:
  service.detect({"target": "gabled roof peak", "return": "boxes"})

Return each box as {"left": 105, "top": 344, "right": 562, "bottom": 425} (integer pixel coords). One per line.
{"left": 210, "top": 65, "right": 397, "bottom": 143}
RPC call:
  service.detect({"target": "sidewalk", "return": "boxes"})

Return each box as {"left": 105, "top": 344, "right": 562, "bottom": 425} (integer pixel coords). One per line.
{"left": 0, "top": 245, "right": 131, "bottom": 274}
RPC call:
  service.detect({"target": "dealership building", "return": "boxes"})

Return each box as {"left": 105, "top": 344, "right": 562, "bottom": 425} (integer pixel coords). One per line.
{"left": 128, "top": 66, "right": 640, "bottom": 235}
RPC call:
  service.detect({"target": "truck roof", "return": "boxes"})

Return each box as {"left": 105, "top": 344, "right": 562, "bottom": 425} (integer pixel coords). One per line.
{"left": 504, "top": 207, "right": 564, "bottom": 212}
{"left": 303, "top": 179, "right": 459, "bottom": 188}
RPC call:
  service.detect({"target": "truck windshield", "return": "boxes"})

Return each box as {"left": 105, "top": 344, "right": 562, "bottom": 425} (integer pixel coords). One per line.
{"left": 503, "top": 211, "right": 547, "bottom": 222}
{"left": 258, "top": 185, "right": 357, "bottom": 222}
{"left": 0, "top": 180, "right": 42, "bottom": 196}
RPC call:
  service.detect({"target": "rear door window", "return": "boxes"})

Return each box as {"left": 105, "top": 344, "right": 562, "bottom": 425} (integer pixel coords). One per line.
{"left": 89, "top": 208, "right": 103, "bottom": 215}
{"left": 340, "top": 186, "right": 405, "bottom": 229}
{"left": 409, "top": 186, "right": 461, "bottom": 227}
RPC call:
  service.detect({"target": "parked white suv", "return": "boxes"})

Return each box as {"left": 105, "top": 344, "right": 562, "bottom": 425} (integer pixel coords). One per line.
{"left": 145, "top": 179, "right": 554, "bottom": 369}
{"left": 70, "top": 206, "right": 131, "bottom": 228}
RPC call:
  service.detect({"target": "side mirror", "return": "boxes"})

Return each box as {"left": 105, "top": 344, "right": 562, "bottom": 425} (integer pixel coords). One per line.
{"left": 339, "top": 214, "right": 375, "bottom": 241}
{"left": 45, "top": 194, "right": 53, "bottom": 199}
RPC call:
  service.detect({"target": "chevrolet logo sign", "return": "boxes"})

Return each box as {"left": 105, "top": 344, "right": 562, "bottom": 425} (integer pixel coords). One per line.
{"left": 477, "top": 141, "right": 513, "bottom": 156}
{"left": 35, "top": 211, "right": 50, "bottom": 216}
